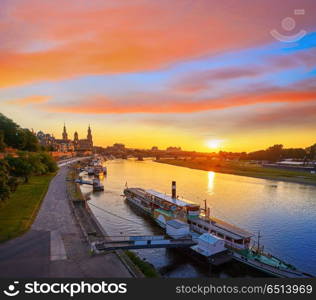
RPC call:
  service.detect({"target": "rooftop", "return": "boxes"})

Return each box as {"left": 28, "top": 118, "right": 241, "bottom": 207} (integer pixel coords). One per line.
{"left": 199, "top": 233, "right": 221, "bottom": 244}
{"left": 166, "top": 219, "right": 189, "bottom": 229}
{"left": 208, "top": 216, "right": 253, "bottom": 239}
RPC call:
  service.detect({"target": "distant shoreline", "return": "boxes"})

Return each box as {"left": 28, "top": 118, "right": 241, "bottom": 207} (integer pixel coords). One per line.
{"left": 155, "top": 159, "right": 316, "bottom": 187}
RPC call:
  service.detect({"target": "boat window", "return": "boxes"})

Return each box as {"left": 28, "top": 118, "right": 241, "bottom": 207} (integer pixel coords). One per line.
{"left": 217, "top": 233, "right": 224, "bottom": 238}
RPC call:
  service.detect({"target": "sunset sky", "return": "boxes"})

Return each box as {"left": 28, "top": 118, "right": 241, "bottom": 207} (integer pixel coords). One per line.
{"left": 0, "top": 0, "right": 315, "bottom": 152}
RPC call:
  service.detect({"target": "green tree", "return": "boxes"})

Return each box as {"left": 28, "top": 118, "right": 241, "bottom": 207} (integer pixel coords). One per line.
{"left": 0, "top": 181, "right": 10, "bottom": 202}
{"left": 0, "top": 131, "right": 5, "bottom": 151}
{"left": 0, "top": 113, "right": 39, "bottom": 151}
{"left": 39, "top": 152, "right": 58, "bottom": 173}
{"left": 0, "top": 160, "right": 10, "bottom": 202}
{"left": 26, "top": 152, "right": 47, "bottom": 175}
{"left": 282, "top": 148, "right": 306, "bottom": 159}
{"left": 266, "top": 144, "right": 283, "bottom": 162}
{"left": 6, "top": 156, "right": 32, "bottom": 183}
{"left": 307, "top": 144, "right": 316, "bottom": 161}
{"left": 23, "top": 129, "right": 39, "bottom": 152}
{"left": 7, "top": 176, "right": 19, "bottom": 192}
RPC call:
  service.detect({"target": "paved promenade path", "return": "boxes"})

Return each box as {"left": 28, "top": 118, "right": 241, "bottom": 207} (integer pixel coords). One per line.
{"left": 0, "top": 166, "right": 132, "bottom": 278}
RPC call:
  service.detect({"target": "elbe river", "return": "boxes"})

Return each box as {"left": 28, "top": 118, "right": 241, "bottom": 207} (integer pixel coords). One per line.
{"left": 80, "top": 159, "right": 316, "bottom": 277}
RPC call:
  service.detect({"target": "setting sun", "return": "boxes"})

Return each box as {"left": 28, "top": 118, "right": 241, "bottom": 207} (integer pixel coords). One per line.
{"left": 206, "top": 139, "right": 223, "bottom": 149}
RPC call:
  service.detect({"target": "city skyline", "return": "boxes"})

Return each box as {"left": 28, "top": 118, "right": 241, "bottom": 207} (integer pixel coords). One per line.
{"left": 34, "top": 122, "right": 315, "bottom": 153}
{"left": 37, "top": 123, "right": 94, "bottom": 153}
{"left": 0, "top": 0, "right": 316, "bottom": 152}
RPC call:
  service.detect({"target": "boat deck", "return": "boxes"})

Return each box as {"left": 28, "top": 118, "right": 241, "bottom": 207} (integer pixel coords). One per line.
{"left": 125, "top": 187, "right": 147, "bottom": 197}
{"left": 240, "top": 249, "right": 293, "bottom": 269}
{"left": 210, "top": 217, "right": 253, "bottom": 238}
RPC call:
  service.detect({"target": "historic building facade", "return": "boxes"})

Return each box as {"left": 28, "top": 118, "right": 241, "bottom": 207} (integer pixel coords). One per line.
{"left": 73, "top": 125, "right": 93, "bottom": 152}
{"left": 37, "top": 124, "right": 93, "bottom": 153}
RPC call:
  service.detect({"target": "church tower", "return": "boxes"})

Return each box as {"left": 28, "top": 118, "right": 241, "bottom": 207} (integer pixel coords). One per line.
{"left": 87, "top": 125, "right": 93, "bottom": 148}
{"left": 74, "top": 131, "right": 79, "bottom": 142}
{"left": 62, "top": 123, "right": 68, "bottom": 141}
{"left": 74, "top": 131, "right": 79, "bottom": 151}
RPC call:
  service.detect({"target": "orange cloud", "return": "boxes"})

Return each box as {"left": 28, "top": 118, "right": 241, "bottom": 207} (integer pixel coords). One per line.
{"left": 42, "top": 88, "right": 316, "bottom": 114}
{"left": 237, "top": 102, "right": 316, "bottom": 129}
{"left": 1, "top": 0, "right": 315, "bottom": 88}
{"left": 172, "top": 48, "right": 316, "bottom": 94}
{"left": 172, "top": 67, "right": 265, "bottom": 93}
{"left": 7, "top": 95, "right": 50, "bottom": 106}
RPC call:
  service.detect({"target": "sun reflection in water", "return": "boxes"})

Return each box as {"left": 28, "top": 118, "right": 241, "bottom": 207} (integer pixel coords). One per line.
{"left": 207, "top": 171, "right": 215, "bottom": 195}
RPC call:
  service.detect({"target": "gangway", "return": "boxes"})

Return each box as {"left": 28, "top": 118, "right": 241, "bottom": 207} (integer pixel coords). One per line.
{"left": 75, "top": 179, "right": 93, "bottom": 185}
{"left": 92, "top": 235, "right": 197, "bottom": 252}
{"left": 75, "top": 178, "right": 104, "bottom": 191}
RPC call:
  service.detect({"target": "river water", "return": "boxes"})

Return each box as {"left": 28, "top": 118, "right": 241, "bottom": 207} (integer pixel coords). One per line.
{"left": 80, "top": 159, "right": 316, "bottom": 277}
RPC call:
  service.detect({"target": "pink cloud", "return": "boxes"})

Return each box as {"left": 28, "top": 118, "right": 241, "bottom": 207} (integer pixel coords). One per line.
{"left": 1, "top": 0, "right": 315, "bottom": 87}
{"left": 172, "top": 67, "right": 265, "bottom": 93}
{"left": 172, "top": 48, "right": 316, "bottom": 94}
{"left": 42, "top": 86, "right": 316, "bottom": 114}
{"left": 237, "top": 102, "right": 316, "bottom": 129}
{"left": 6, "top": 95, "right": 51, "bottom": 106}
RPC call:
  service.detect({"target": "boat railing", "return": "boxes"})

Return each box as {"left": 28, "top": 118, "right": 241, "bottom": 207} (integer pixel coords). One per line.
{"left": 225, "top": 240, "right": 246, "bottom": 250}
{"left": 106, "top": 235, "right": 191, "bottom": 242}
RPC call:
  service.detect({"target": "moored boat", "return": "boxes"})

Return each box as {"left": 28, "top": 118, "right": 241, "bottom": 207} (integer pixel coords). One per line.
{"left": 93, "top": 165, "right": 104, "bottom": 176}
{"left": 233, "top": 248, "right": 312, "bottom": 278}
{"left": 123, "top": 181, "right": 313, "bottom": 278}
{"left": 92, "top": 178, "right": 104, "bottom": 191}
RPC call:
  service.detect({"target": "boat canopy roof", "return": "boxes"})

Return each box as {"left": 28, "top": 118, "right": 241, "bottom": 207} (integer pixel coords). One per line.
{"left": 197, "top": 217, "right": 253, "bottom": 239}
{"left": 125, "top": 187, "right": 146, "bottom": 197}
{"left": 146, "top": 189, "right": 198, "bottom": 208}
{"left": 199, "top": 233, "right": 222, "bottom": 244}
{"left": 166, "top": 219, "right": 189, "bottom": 229}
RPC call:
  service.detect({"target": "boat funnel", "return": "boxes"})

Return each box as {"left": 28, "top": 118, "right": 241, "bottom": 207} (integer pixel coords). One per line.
{"left": 172, "top": 181, "right": 176, "bottom": 199}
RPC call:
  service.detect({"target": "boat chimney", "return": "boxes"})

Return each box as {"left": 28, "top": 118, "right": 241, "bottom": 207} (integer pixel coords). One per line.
{"left": 172, "top": 181, "right": 176, "bottom": 199}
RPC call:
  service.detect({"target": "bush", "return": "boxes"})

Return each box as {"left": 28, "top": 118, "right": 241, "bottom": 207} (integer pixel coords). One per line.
{"left": 0, "top": 160, "right": 10, "bottom": 202}
{"left": 0, "top": 114, "right": 57, "bottom": 202}
{"left": 6, "top": 156, "right": 33, "bottom": 183}
{"left": 28, "top": 153, "right": 48, "bottom": 175}
{"left": 0, "top": 131, "right": 5, "bottom": 151}
{"left": 39, "top": 152, "right": 58, "bottom": 173}
{"left": 7, "top": 176, "right": 19, "bottom": 192}
{"left": 0, "top": 181, "right": 10, "bottom": 202}
{"left": 125, "top": 251, "right": 159, "bottom": 277}
{"left": 4, "top": 152, "right": 57, "bottom": 185}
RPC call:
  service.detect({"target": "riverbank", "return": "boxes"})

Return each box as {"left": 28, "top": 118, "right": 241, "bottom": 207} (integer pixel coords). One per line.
{"left": 0, "top": 165, "right": 134, "bottom": 277}
{"left": 125, "top": 250, "right": 160, "bottom": 277}
{"left": 68, "top": 165, "right": 145, "bottom": 278}
{"left": 0, "top": 172, "right": 56, "bottom": 242}
{"left": 156, "top": 159, "right": 316, "bottom": 186}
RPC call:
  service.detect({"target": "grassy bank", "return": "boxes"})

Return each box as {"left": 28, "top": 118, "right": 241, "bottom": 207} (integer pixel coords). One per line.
{"left": 66, "top": 167, "right": 85, "bottom": 201}
{"left": 66, "top": 164, "right": 150, "bottom": 278}
{"left": 125, "top": 251, "right": 160, "bottom": 277}
{"left": 0, "top": 172, "right": 56, "bottom": 242}
{"left": 156, "top": 159, "right": 316, "bottom": 185}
